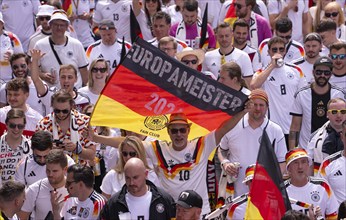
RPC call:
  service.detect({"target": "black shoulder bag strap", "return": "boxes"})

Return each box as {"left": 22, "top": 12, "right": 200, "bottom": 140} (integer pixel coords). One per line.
{"left": 49, "top": 37, "right": 63, "bottom": 65}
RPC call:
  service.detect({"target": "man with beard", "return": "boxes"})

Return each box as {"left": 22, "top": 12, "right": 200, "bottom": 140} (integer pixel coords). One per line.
{"left": 36, "top": 90, "right": 96, "bottom": 164}
{"left": 18, "top": 149, "right": 69, "bottom": 220}
{"left": 232, "top": 0, "right": 271, "bottom": 49}
{"left": 329, "top": 42, "right": 346, "bottom": 91}
{"left": 99, "top": 158, "right": 176, "bottom": 220}
{"left": 15, "top": 130, "right": 75, "bottom": 186}
{"left": 0, "top": 53, "right": 45, "bottom": 116}
{"left": 169, "top": 0, "right": 216, "bottom": 49}
{"left": 28, "top": 5, "right": 55, "bottom": 52}
{"left": 202, "top": 22, "right": 253, "bottom": 85}
{"left": 289, "top": 57, "right": 346, "bottom": 150}
{"left": 232, "top": 19, "right": 261, "bottom": 72}
{"left": 52, "top": 164, "right": 107, "bottom": 220}
{"left": 251, "top": 36, "right": 306, "bottom": 149}
{"left": 293, "top": 33, "right": 323, "bottom": 85}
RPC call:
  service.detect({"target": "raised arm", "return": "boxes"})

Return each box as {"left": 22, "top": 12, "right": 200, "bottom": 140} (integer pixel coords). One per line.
{"left": 288, "top": 115, "right": 302, "bottom": 150}
{"left": 214, "top": 102, "right": 252, "bottom": 146}
{"left": 132, "top": 0, "right": 141, "bottom": 16}
{"left": 30, "top": 49, "right": 49, "bottom": 96}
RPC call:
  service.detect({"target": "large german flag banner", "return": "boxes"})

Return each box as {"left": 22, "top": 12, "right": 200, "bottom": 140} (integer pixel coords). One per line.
{"left": 245, "top": 130, "right": 291, "bottom": 219}
{"left": 224, "top": 2, "right": 237, "bottom": 26}
{"left": 91, "top": 38, "right": 248, "bottom": 141}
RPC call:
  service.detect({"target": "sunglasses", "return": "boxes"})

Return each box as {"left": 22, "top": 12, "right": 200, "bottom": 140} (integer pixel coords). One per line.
{"left": 91, "top": 67, "right": 107, "bottom": 73}
{"left": 170, "top": 128, "right": 188, "bottom": 134}
{"left": 121, "top": 151, "right": 137, "bottom": 157}
{"left": 233, "top": 3, "right": 245, "bottom": 9}
{"left": 328, "top": 109, "right": 346, "bottom": 115}
{"left": 12, "top": 64, "right": 27, "bottom": 70}
{"left": 8, "top": 123, "right": 25, "bottom": 129}
{"left": 54, "top": 109, "right": 70, "bottom": 114}
{"left": 85, "top": 112, "right": 92, "bottom": 116}
{"left": 271, "top": 47, "right": 285, "bottom": 53}
{"left": 315, "top": 70, "right": 332, "bottom": 76}
{"left": 181, "top": 59, "right": 198, "bottom": 65}
{"left": 330, "top": 54, "right": 346, "bottom": 60}
{"left": 325, "top": 12, "right": 339, "bottom": 18}
{"left": 278, "top": 35, "right": 291, "bottom": 40}
{"left": 39, "top": 16, "right": 51, "bottom": 21}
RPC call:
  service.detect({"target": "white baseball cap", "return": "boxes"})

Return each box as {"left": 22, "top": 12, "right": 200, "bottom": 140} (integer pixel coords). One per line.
{"left": 37, "top": 5, "right": 55, "bottom": 17}
{"left": 0, "top": 12, "right": 4, "bottom": 24}
{"left": 48, "top": 9, "right": 70, "bottom": 25}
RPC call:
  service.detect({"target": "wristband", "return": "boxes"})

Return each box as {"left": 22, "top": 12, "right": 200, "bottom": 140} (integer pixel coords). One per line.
{"left": 75, "top": 142, "right": 83, "bottom": 155}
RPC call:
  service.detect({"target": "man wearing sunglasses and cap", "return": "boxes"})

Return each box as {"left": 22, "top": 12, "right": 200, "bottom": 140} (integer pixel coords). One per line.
{"left": 329, "top": 42, "right": 346, "bottom": 91}
{"left": 28, "top": 5, "right": 55, "bottom": 52}
{"left": 88, "top": 107, "right": 250, "bottom": 217}
{"left": 289, "top": 56, "right": 346, "bottom": 151}
{"left": 285, "top": 148, "right": 338, "bottom": 218}
{"left": 307, "top": 98, "right": 346, "bottom": 176}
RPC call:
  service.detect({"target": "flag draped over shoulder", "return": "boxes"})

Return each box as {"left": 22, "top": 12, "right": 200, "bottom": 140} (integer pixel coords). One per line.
{"left": 245, "top": 130, "right": 291, "bottom": 219}
{"left": 199, "top": 3, "right": 208, "bottom": 49}
{"left": 62, "top": 0, "right": 73, "bottom": 16}
{"left": 224, "top": 2, "right": 237, "bottom": 26}
{"left": 130, "top": 7, "right": 143, "bottom": 44}
{"left": 91, "top": 38, "right": 248, "bottom": 141}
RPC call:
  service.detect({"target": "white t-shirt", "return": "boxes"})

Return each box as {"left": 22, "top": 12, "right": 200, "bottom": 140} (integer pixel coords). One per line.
{"left": 126, "top": 190, "right": 152, "bottom": 220}
{"left": 86, "top": 39, "right": 131, "bottom": 76}
{"left": 15, "top": 154, "right": 75, "bottom": 186}
{"left": 285, "top": 177, "right": 338, "bottom": 218}
{"left": 258, "top": 38, "right": 305, "bottom": 68}
{"left": 0, "top": 105, "right": 43, "bottom": 138}
{"left": 0, "top": 134, "right": 31, "bottom": 182}
{"left": 78, "top": 86, "right": 99, "bottom": 105}
{"left": 293, "top": 57, "right": 314, "bottom": 85}
{"left": 227, "top": 195, "right": 248, "bottom": 220}
{"left": 220, "top": 113, "right": 287, "bottom": 197}
{"left": 61, "top": 190, "right": 107, "bottom": 220}
{"left": 136, "top": 10, "right": 154, "bottom": 41}
{"left": 0, "top": 79, "right": 46, "bottom": 116}
{"left": 241, "top": 44, "right": 262, "bottom": 72}
{"left": 143, "top": 132, "right": 217, "bottom": 215}
{"left": 202, "top": 48, "right": 254, "bottom": 79}
{"left": 21, "top": 178, "right": 69, "bottom": 220}
{"left": 28, "top": 30, "right": 51, "bottom": 52}
{"left": 329, "top": 74, "right": 346, "bottom": 92}
{"left": 318, "top": 151, "right": 346, "bottom": 205}
{"left": 34, "top": 36, "right": 88, "bottom": 89}
{"left": 100, "top": 169, "right": 160, "bottom": 196}
{"left": 267, "top": 0, "right": 309, "bottom": 43}
{"left": 253, "top": 63, "right": 306, "bottom": 133}
{"left": 93, "top": 0, "right": 132, "bottom": 42}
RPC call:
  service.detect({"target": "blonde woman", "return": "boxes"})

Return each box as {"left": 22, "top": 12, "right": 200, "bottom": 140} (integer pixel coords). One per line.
{"left": 309, "top": 0, "right": 333, "bottom": 31}
{"left": 78, "top": 58, "right": 109, "bottom": 105}
{"left": 100, "top": 136, "right": 160, "bottom": 199}
{"left": 323, "top": 2, "right": 346, "bottom": 40}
